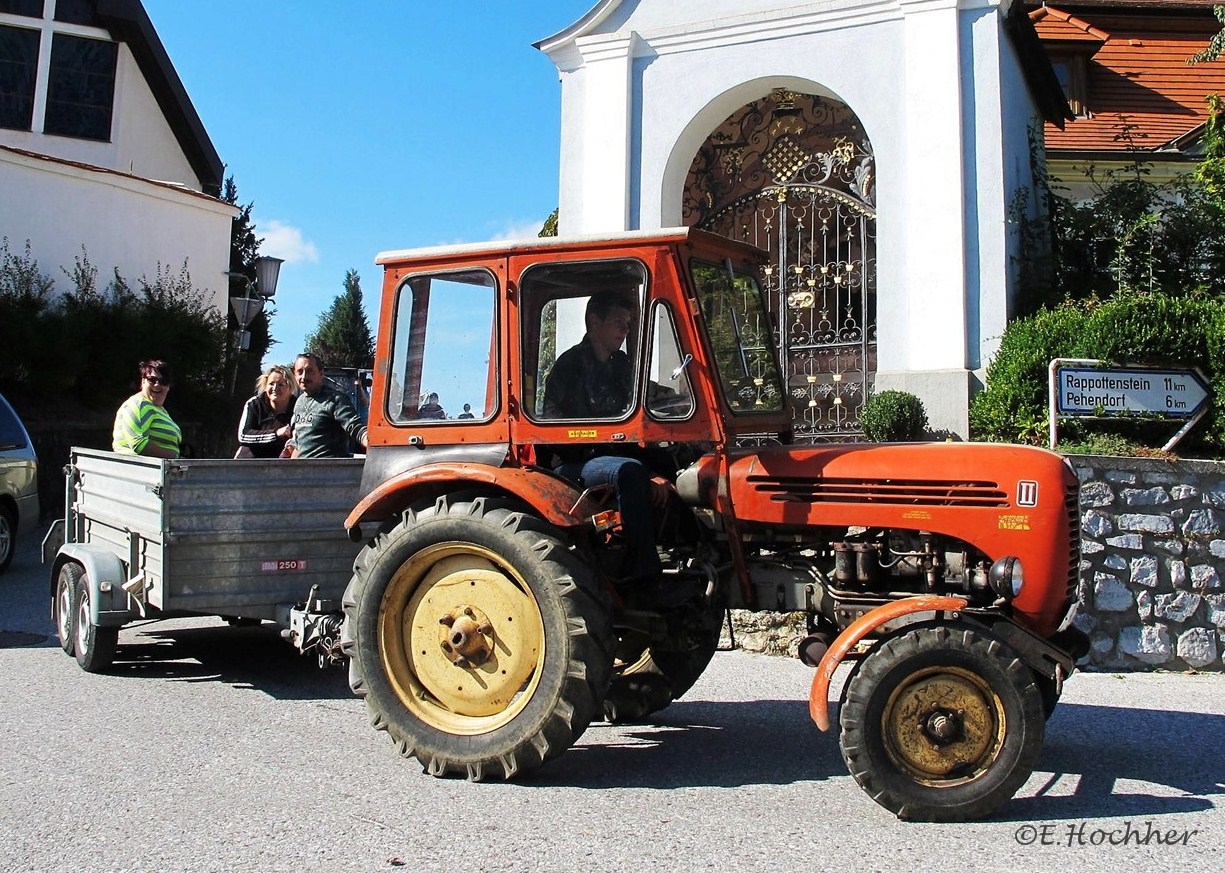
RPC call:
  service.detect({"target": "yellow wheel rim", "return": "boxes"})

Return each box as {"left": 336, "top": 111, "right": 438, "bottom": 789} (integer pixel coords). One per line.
{"left": 378, "top": 543, "right": 545, "bottom": 735}
{"left": 881, "top": 666, "right": 1005, "bottom": 786}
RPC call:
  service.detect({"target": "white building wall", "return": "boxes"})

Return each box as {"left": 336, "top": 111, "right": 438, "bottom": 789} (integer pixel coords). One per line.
{"left": 0, "top": 10, "right": 232, "bottom": 315}
{"left": 0, "top": 149, "right": 233, "bottom": 311}
{"left": 541, "top": 0, "right": 1043, "bottom": 437}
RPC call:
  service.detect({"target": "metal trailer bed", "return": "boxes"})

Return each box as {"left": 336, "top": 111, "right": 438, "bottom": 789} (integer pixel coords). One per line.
{"left": 48, "top": 449, "right": 365, "bottom": 637}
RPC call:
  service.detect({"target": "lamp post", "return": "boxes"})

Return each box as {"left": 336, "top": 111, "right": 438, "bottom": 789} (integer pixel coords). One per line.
{"left": 227, "top": 255, "right": 284, "bottom": 394}
{"left": 228, "top": 255, "right": 283, "bottom": 350}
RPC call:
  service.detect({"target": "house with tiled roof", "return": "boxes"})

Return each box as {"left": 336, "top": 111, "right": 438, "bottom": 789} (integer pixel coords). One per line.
{"left": 1030, "top": 0, "right": 1225, "bottom": 196}
{"left": 0, "top": 0, "right": 235, "bottom": 309}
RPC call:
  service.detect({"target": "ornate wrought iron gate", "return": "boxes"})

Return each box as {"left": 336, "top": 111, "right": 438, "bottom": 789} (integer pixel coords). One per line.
{"left": 683, "top": 89, "right": 877, "bottom": 441}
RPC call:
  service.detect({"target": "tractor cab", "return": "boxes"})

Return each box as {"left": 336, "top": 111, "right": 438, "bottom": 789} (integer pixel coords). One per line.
{"left": 358, "top": 228, "right": 790, "bottom": 508}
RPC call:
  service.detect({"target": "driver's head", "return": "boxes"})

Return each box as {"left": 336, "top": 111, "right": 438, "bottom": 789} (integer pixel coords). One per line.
{"left": 584, "top": 291, "right": 634, "bottom": 361}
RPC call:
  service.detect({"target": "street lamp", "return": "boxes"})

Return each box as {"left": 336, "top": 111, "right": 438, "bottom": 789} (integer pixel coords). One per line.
{"left": 227, "top": 255, "right": 284, "bottom": 350}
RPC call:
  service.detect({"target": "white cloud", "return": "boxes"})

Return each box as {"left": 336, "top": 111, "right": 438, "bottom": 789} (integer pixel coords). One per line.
{"left": 261, "top": 220, "right": 320, "bottom": 264}
{"left": 491, "top": 220, "right": 549, "bottom": 242}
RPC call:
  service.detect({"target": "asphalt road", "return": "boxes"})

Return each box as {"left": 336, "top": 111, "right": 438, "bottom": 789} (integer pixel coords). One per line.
{"left": 1, "top": 526, "right": 1222, "bottom": 873}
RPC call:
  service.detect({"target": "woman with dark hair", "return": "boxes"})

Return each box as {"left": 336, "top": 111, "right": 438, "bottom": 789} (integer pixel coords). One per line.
{"left": 235, "top": 364, "right": 295, "bottom": 458}
{"left": 112, "top": 359, "right": 182, "bottom": 458}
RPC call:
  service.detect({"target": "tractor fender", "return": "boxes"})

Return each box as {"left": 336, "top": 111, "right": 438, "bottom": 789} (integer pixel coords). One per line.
{"left": 808, "top": 595, "right": 969, "bottom": 731}
{"left": 51, "top": 544, "right": 132, "bottom": 626}
{"left": 346, "top": 463, "right": 585, "bottom": 533}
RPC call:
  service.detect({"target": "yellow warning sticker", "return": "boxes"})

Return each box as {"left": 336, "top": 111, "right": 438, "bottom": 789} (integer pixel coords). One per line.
{"left": 568, "top": 429, "right": 599, "bottom": 439}
{"left": 902, "top": 510, "right": 931, "bottom": 521}
{"left": 998, "top": 514, "right": 1031, "bottom": 531}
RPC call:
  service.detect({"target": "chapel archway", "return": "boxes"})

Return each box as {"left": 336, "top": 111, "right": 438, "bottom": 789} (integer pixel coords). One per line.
{"left": 682, "top": 88, "right": 876, "bottom": 441}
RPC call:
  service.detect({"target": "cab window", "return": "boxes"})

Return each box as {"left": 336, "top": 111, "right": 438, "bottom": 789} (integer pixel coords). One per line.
{"left": 520, "top": 260, "right": 647, "bottom": 422}
{"left": 646, "top": 303, "right": 695, "bottom": 420}
{"left": 386, "top": 269, "right": 497, "bottom": 424}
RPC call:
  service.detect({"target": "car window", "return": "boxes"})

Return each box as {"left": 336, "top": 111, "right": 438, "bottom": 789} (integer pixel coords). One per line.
{"left": 0, "top": 395, "right": 30, "bottom": 451}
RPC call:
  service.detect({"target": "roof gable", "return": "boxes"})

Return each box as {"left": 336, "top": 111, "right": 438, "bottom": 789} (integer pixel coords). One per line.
{"left": 96, "top": 0, "right": 223, "bottom": 195}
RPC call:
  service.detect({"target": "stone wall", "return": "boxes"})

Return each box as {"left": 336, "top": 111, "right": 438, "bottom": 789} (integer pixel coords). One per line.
{"left": 724, "top": 454, "right": 1225, "bottom": 672}
{"left": 1072, "top": 455, "right": 1224, "bottom": 671}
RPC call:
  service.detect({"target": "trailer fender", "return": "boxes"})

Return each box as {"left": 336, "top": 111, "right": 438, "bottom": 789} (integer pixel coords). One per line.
{"left": 808, "top": 595, "right": 969, "bottom": 732}
{"left": 52, "top": 545, "right": 133, "bottom": 626}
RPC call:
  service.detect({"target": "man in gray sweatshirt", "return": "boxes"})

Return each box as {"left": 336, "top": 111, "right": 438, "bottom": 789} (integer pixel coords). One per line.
{"left": 289, "top": 353, "right": 368, "bottom": 458}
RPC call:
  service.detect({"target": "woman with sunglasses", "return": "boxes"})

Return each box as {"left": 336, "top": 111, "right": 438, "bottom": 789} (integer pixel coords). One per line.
{"left": 235, "top": 365, "right": 296, "bottom": 458}
{"left": 112, "top": 359, "right": 182, "bottom": 458}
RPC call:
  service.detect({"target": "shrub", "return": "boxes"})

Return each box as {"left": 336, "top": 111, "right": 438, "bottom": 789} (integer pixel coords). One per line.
{"left": 971, "top": 293, "right": 1225, "bottom": 453}
{"left": 860, "top": 390, "right": 929, "bottom": 441}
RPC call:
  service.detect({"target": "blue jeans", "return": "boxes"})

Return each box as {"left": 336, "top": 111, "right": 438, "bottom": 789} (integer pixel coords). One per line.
{"left": 557, "top": 455, "right": 661, "bottom": 580}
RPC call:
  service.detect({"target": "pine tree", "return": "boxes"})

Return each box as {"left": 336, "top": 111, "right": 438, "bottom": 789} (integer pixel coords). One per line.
{"left": 306, "top": 269, "right": 375, "bottom": 368}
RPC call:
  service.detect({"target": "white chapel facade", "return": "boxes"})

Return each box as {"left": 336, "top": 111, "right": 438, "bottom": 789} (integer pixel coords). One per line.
{"left": 537, "top": 0, "right": 1066, "bottom": 439}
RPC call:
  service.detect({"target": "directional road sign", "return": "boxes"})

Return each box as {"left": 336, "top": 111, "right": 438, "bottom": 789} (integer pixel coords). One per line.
{"left": 1055, "top": 365, "right": 1212, "bottom": 419}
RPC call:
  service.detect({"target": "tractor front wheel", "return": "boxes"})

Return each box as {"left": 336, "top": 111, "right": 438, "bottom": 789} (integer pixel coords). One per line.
{"left": 839, "top": 623, "right": 1044, "bottom": 822}
{"left": 343, "top": 495, "right": 614, "bottom": 780}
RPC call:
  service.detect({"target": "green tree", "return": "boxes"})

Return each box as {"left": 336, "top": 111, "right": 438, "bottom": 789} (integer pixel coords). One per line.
{"left": 306, "top": 269, "right": 375, "bottom": 368}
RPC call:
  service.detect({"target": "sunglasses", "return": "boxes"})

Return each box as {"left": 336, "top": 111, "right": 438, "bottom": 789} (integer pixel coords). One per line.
{"left": 144, "top": 376, "right": 170, "bottom": 387}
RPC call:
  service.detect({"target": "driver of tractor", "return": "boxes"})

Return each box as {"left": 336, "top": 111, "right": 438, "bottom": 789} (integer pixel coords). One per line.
{"left": 542, "top": 291, "right": 687, "bottom": 608}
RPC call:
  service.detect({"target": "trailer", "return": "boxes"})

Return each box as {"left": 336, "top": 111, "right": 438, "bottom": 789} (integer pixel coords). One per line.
{"left": 46, "top": 448, "right": 364, "bottom": 671}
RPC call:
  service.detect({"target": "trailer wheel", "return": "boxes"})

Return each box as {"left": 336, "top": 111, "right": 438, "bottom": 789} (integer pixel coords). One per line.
{"left": 839, "top": 624, "right": 1044, "bottom": 822}
{"left": 343, "top": 495, "right": 614, "bottom": 780}
{"left": 0, "top": 504, "right": 14, "bottom": 573}
{"left": 54, "top": 562, "right": 82, "bottom": 656}
{"left": 74, "top": 573, "right": 118, "bottom": 673}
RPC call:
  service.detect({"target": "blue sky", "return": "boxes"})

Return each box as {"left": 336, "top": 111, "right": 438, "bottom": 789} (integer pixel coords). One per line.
{"left": 142, "top": 1, "right": 596, "bottom": 366}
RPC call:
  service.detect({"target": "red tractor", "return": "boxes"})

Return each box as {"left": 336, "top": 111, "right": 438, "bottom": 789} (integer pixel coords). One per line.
{"left": 340, "top": 227, "right": 1083, "bottom": 821}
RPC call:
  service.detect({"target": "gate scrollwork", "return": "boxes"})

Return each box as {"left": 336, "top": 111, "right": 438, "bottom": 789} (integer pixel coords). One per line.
{"left": 683, "top": 89, "right": 877, "bottom": 441}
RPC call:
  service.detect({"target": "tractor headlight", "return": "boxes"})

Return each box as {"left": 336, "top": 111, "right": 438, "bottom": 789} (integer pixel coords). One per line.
{"left": 988, "top": 556, "right": 1023, "bottom": 600}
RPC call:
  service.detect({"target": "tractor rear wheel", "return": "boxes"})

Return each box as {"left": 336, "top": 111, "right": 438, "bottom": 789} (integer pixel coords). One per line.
{"left": 838, "top": 623, "right": 1044, "bottom": 822}
{"left": 343, "top": 495, "right": 614, "bottom": 780}
{"left": 605, "top": 590, "right": 724, "bottom": 723}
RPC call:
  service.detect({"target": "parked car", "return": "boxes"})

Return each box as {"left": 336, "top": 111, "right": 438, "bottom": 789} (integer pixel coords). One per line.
{"left": 0, "top": 392, "right": 39, "bottom": 573}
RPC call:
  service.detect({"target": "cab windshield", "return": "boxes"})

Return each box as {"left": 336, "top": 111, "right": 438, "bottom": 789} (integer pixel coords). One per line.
{"left": 690, "top": 259, "right": 784, "bottom": 414}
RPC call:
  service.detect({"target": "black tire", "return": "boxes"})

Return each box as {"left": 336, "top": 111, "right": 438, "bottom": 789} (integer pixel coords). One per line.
{"left": 54, "top": 562, "right": 82, "bottom": 656}
{"left": 0, "top": 504, "right": 15, "bottom": 574}
{"left": 839, "top": 623, "right": 1045, "bottom": 822}
{"left": 74, "top": 573, "right": 118, "bottom": 673}
{"left": 342, "top": 495, "right": 614, "bottom": 780}
{"left": 606, "top": 592, "right": 725, "bottom": 723}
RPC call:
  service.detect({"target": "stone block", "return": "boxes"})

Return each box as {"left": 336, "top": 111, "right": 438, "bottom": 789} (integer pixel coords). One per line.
{"left": 1105, "top": 534, "right": 1143, "bottom": 550}
{"left": 1171, "top": 484, "right": 1200, "bottom": 502}
{"left": 1080, "top": 481, "right": 1114, "bottom": 508}
{"left": 1153, "top": 539, "right": 1184, "bottom": 556}
{"left": 1094, "top": 574, "right": 1132, "bottom": 611}
{"left": 1167, "top": 559, "right": 1187, "bottom": 589}
{"left": 1153, "top": 591, "right": 1202, "bottom": 623}
{"left": 1120, "top": 487, "right": 1170, "bottom": 506}
{"left": 1129, "top": 555, "right": 1159, "bottom": 588}
{"left": 1117, "top": 624, "right": 1171, "bottom": 664}
{"left": 1176, "top": 627, "right": 1218, "bottom": 668}
{"left": 1206, "top": 594, "right": 1225, "bottom": 628}
{"left": 1136, "top": 589, "right": 1153, "bottom": 620}
{"left": 1182, "top": 508, "right": 1223, "bottom": 538}
{"left": 1106, "top": 471, "right": 1137, "bottom": 485}
{"left": 1117, "top": 514, "right": 1175, "bottom": 535}
{"left": 1190, "top": 564, "right": 1222, "bottom": 592}
{"left": 1083, "top": 510, "right": 1113, "bottom": 538}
